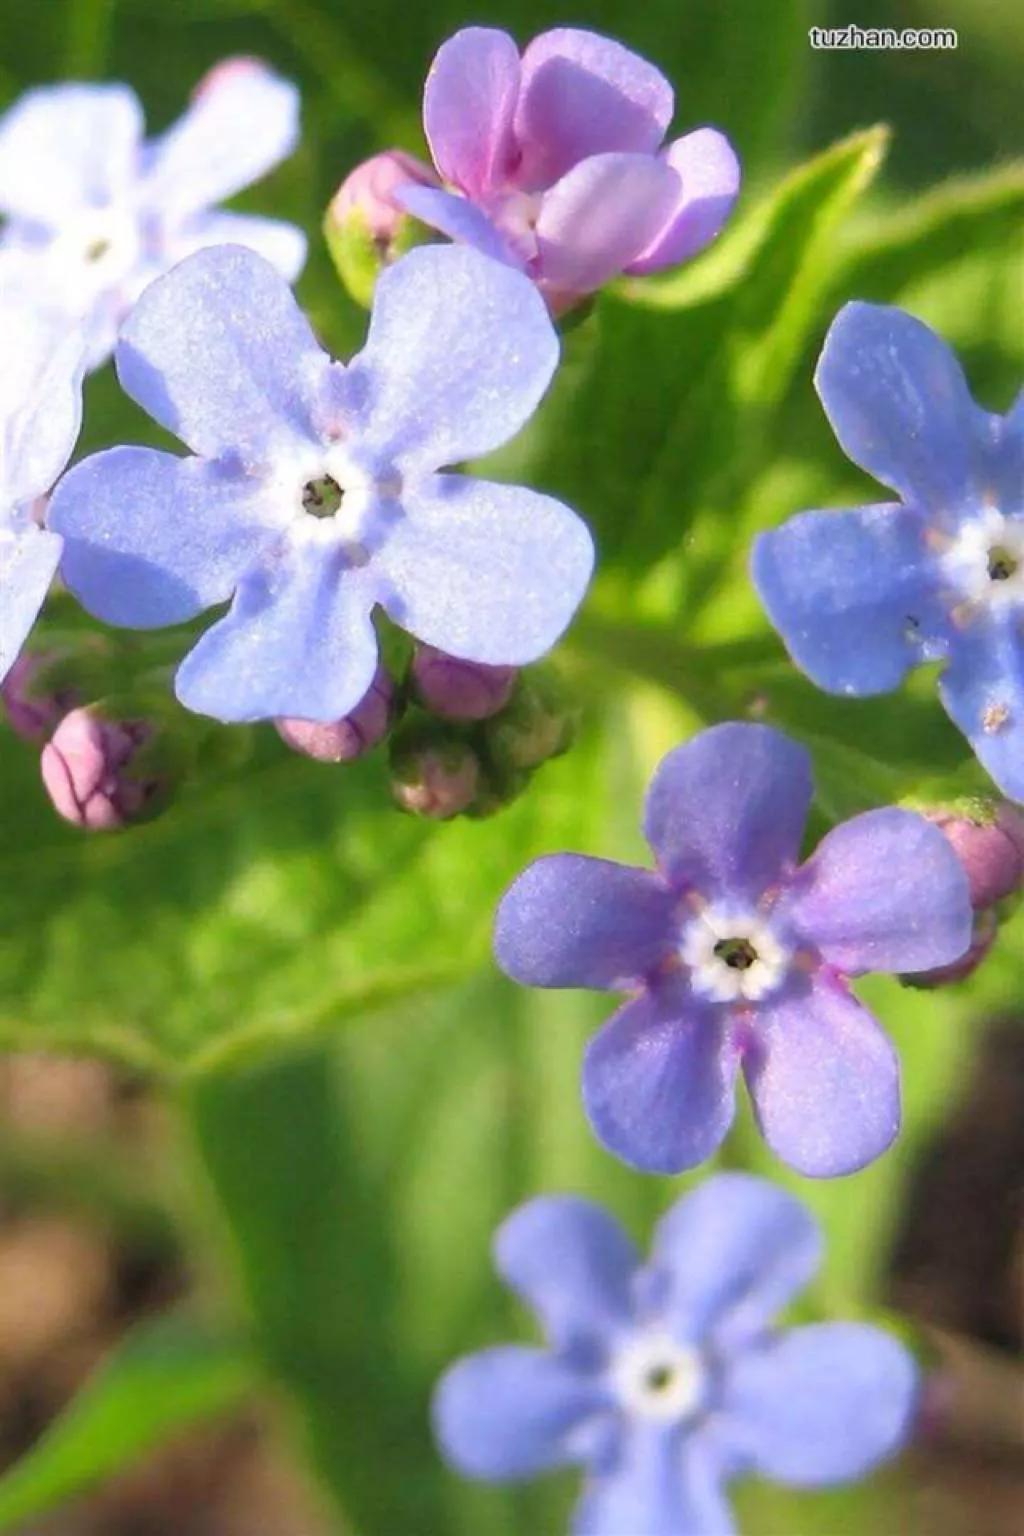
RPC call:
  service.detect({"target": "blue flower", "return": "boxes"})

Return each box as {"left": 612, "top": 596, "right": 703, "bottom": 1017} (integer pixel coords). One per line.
{"left": 753, "top": 302, "right": 1024, "bottom": 803}
{"left": 0, "top": 302, "right": 85, "bottom": 683}
{"left": 0, "top": 59, "right": 305, "bottom": 367}
{"left": 48, "top": 243, "right": 594, "bottom": 724}
{"left": 435, "top": 1175, "right": 919, "bottom": 1535}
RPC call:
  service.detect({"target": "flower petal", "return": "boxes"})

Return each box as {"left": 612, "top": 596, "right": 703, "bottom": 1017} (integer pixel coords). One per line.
{"left": 785, "top": 808, "right": 973, "bottom": 975}
{"left": 645, "top": 1174, "right": 821, "bottom": 1352}
{"left": 345, "top": 243, "right": 558, "bottom": 470}
{"left": 940, "top": 615, "right": 1024, "bottom": 804}
{"left": 174, "top": 539, "right": 380, "bottom": 723}
{"left": 423, "top": 27, "right": 521, "bottom": 201}
{"left": 625, "top": 129, "right": 741, "bottom": 275}
{"left": 744, "top": 976, "right": 901, "bottom": 1177}
{"left": 815, "top": 303, "right": 987, "bottom": 512}
{"left": 169, "top": 211, "right": 307, "bottom": 284}
{"left": 0, "top": 303, "right": 85, "bottom": 507}
{"left": 583, "top": 987, "right": 739, "bottom": 1174}
{"left": 142, "top": 59, "right": 299, "bottom": 217}
{"left": 535, "top": 152, "right": 681, "bottom": 295}
{"left": 494, "top": 854, "right": 677, "bottom": 991}
{"left": 724, "top": 1323, "right": 918, "bottom": 1484}
{"left": 377, "top": 475, "right": 593, "bottom": 666}
{"left": 495, "top": 1196, "right": 638, "bottom": 1352}
{"left": 49, "top": 448, "right": 281, "bottom": 629}
{"left": 0, "top": 523, "right": 62, "bottom": 684}
{"left": 573, "top": 1424, "right": 735, "bottom": 1536}
{"left": 516, "top": 29, "right": 673, "bottom": 190}
{"left": 433, "top": 1346, "right": 603, "bottom": 1480}
{"left": 116, "top": 245, "right": 329, "bottom": 465}
{"left": 396, "top": 183, "right": 524, "bottom": 267}
{"left": 643, "top": 724, "right": 813, "bottom": 900}
{"left": 0, "top": 83, "right": 142, "bottom": 225}
{"left": 752, "top": 503, "right": 947, "bottom": 696}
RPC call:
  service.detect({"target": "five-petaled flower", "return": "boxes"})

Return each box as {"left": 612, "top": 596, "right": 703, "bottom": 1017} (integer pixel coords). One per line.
{"left": 0, "top": 301, "right": 85, "bottom": 683}
{"left": 48, "top": 242, "right": 594, "bottom": 724}
{"left": 397, "top": 26, "right": 740, "bottom": 310}
{"left": 495, "top": 723, "right": 972, "bottom": 1177}
{"left": 753, "top": 303, "right": 1024, "bottom": 805}
{"left": 0, "top": 58, "right": 305, "bottom": 367}
{"left": 435, "top": 1174, "right": 919, "bottom": 1535}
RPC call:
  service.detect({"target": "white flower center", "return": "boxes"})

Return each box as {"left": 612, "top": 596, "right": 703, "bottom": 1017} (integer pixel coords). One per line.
{"left": 680, "top": 902, "right": 790, "bottom": 1003}
{"left": 275, "top": 443, "right": 400, "bottom": 562}
{"left": 941, "top": 508, "right": 1024, "bottom": 612}
{"left": 50, "top": 205, "right": 141, "bottom": 305}
{"left": 611, "top": 1334, "right": 705, "bottom": 1424}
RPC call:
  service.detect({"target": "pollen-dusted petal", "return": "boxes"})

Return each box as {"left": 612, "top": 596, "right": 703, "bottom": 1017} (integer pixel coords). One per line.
{"left": 0, "top": 83, "right": 142, "bottom": 225}
{"left": 534, "top": 152, "right": 682, "bottom": 294}
{"left": 516, "top": 29, "right": 673, "bottom": 190}
{"left": 395, "top": 183, "right": 524, "bottom": 267}
{"left": 377, "top": 475, "right": 593, "bottom": 666}
{"left": 0, "top": 304, "right": 85, "bottom": 508}
{"left": 423, "top": 27, "right": 521, "bottom": 201}
{"left": 624, "top": 129, "right": 740, "bottom": 275}
{"left": 169, "top": 211, "right": 307, "bottom": 285}
{"left": 940, "top": 614, "right": 1024, "bottom": 804}
{"left": 573, "top": 1424, "right": 735, "bottom": 1536}
{"left": 0, "top": 523, "right": 62, "bottom": 684}
{"left": 643, "top": 723, "right": 813, "bottom": 900}
{"left": 494, "top": 854, "right": 676, "bottom": 990}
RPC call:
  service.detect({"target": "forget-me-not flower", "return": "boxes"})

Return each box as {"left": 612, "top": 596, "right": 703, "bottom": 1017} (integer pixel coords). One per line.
{"left": 495, "top": 723, "right": 972, "bottom": 1177}
{"left": 398, "top": 27, "right": 740, "bottom": 310}
{"left": 753, "top": 303, "right": 1024, "bottom": 804}
{"left": 0, "top": 58, "right": 305, "bottom": 367}
{"left": 48, "top": 242, "right": 594, "bottom": 723}
{"left": 435, "top": 1174, "right": 919, "bottom": 1536}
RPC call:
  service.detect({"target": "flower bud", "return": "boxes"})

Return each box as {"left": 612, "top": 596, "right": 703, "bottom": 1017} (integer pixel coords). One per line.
{"left": 325, "top": 151, "right": 438, "bottom": 308}
{"left": 925, "top": 800, "right": 1024, "bottom": 910}
{"left": 276, "top": 666, "right": 395, "bottom": 763}
{"left": 40, "top": 702, "right": 189, "bottom": 831}
{"left": 905, "top": 908, "right": 999, "bottom": 990}
{"left": 485, "top": 668, "right": 578, "bottom": 772}
{"left": 411, "top": 644, "right": 517, "bottom": 722}
{"left": 1, "top": 637, "right": 112, "bottom": 742}
{"left": 388, "top": 719, "right": 480, "bottom": 820}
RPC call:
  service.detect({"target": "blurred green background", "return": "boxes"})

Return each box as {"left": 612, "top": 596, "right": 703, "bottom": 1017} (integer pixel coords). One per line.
{"left": 0, "top": 1, "right": 1021, "bottom": 1533}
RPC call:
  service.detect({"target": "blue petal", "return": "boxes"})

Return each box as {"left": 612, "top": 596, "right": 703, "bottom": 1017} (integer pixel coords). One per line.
{"left": 0, "top": 522, "right": 62, "bottom": 684}
{"left": 723, "top": 1323, "right": 918, "bottom": 1484}
{"left": 752, "top": 503, "right": 946, "bottom": 695}
{"left": 815, "top": 302, "right": 987, "bottom": 513}
{"left": 644, "top": 1174, "right": 820, "bottom": 1352}
{"left": 397, "top": 183, "right": 523, "bottom": 268}
{"left": 643, "top": 724, "right": 813, "bottom": 900}
{"left": 433, "top": 1346, "right": 605, "bottom": 1480}
{"left": 940, "top": 614, "right": 1024, "bottom": 803}
{"left": 377, "top": 474, "right": 593, "bottom": 666}
{"left": 494, "top": 854, "right": 677, "bottom": 991}
{"left": 345, "top": 244, "right": 559, "bottom": 470}
{"left": 495, "top": 1197, "right": 638, "bottom": 1353}
{"left": 0, "top": 302, "right": 84, "bottom": 507}
{"left": 573, "top": 1424, "right": 735, "bottom": 1536}
{"left": 50, "top": 448, "right": 282, "bottom": 629}
{"left": 0, "top": 83, "right": 142, "bottom": 225}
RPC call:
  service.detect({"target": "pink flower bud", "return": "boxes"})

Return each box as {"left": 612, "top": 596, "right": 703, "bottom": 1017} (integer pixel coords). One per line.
{"left": 1, "top": 652, "right": 75, "bottom": 742}
{"left": 40, "top": 706, "right": 180, "bottom": 831}
{"left": 411, "top": 644, "right": 517, "bottom": 722}
{"left": 926, "top": 803, "right": 1024, "bottom": 910}
{"left": 328, "top": 151, "right": 438, "bottom": 248}
{"left": 276, "top": 666, "right": 394, "bottom": 763}
{"left": 192, "top": 55, "right": 266, "bottom": 102}
{"left": 389, "top": 719, "right": 480, "bottom": 819}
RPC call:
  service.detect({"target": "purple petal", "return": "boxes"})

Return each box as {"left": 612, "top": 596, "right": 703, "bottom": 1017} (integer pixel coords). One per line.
{"left": 433, "top": 1346, "right": 603, "bottom": 1480}
{"left": 0, "top": 304, "right": 84, "bottom": 507}
{"left": 0, "top": 523, "right": 62, "bottom": 684}
{"left": 174, "top": 540, "right": 379, "bottom": 724}
{"left": 940, "top": 615, "right": 1024, "bottom": 804}
{"left": 345, "top": 243, "right": 558, "bottom": 470}
{"left": 815, "top": 303, "right": 987, "bottom": 513}
{"left": 744, "top": 976, "right": 901, "bottom": 1177}
{"left": 0, "top": 83, "right": 142, "bottom": 225}
{"left": 116, "top": 245, "right": 329, "bottom": 465}
{"left": 49, "top": 448, "right": 281, "bottom": 629}
{"left": 643, "top": 724, "right": 813, "bottom": 900}
{"left": 395, "top": 183, "right": 524, "bottom": 267}
{"left": 573, "top": 1425, "right": 735, "bottom": 1536}
{"left": 494, "top": 854, "right": 677, "bottom": 990}
{"left": 625, "top": 129, "right": 741, "bottom": 275}
{"left": 516, "top": 29, "right": 673, "bottom": 191}
{"left": 377, "top": 475, "right": 593, "bottom": 666}
{"left": 495, "top": 1196, "right": 638, "bottom": 1351}
{"left": 583, "top": 987, "right": 739, "bottom": 1174}
{"left": 169, "top": 211, "right": 307, "bottom": 284}
{"left": 423, "top": 27, "right": 521, "bottom": 201}
{"left": 142, "top": 59, "right": 300, "bottom": 217}
{"left": 752, "top": 503, "right": 947, "bottom": 696}
{"left": 785, "top": 808, "right": 973, "bottom": 975}
{"left": 724, "top": 1323, "right": 918, "bottom": 1483}
{"left": 645, "top": 1174, "right": 821, "bottom": 1352}
{"left": 535, "top": 152, "right": 681, "bottom": 296}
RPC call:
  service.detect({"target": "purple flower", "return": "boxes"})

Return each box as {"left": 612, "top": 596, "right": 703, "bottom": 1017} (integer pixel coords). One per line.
{"left": 0, "top": 302, "right": 85, "bottom": 684}
{"left": 48, "top": 243, "right": 593, "bottom": 724}
{"left": 435, "top": 1175, "right": 919, "bottom": 1535}
{"left": 495, "top": 723, "right": 972, "bottom": 1177}
{"left": 0, "top": 59, "right": 305, "bottom": 367}
{"left": 752, "top": 303, "right": 1024, "bottom": 804}
{"left": 399, "top": 27, "right": 740, "bottom": 309}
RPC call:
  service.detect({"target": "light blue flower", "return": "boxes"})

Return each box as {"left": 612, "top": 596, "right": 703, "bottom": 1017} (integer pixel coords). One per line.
{"left": 753, "top": 302, "right": 1024, "bottom": 803}
{"left": 49, "top": 242, "right": 594, "bottom": 723}
{"left": 435, "top": 1175, "right": 919, "bottom": 1535}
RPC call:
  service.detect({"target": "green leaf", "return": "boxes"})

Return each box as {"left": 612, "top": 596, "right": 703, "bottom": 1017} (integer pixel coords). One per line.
{"left": 0, "top": 1314, "right": 256, "bottom": 1531}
